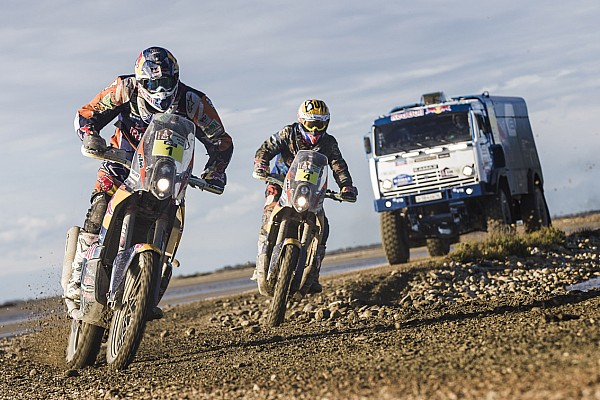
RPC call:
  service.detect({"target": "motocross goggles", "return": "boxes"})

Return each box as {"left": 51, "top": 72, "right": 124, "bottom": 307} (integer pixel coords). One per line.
{"left": 141, "top": 76, "right": 177, "bottom": 93}
{"left": 301, "top": 119, "right": 329, "bottom": 132}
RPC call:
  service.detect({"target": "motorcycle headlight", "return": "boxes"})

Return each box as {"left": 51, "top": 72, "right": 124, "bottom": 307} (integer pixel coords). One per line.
{"left": 157, "top": 178, "right": 170, "bottom": 192}
{"left": 294, "top": 195, "right": 309, "bottom": 212}
{"left": 296, "top": 196, "right": 307, "bottom": 208}
{"left": 151, "top": 160, "right": 176, "bottom": 199}
{"left": 293, "top": 184, "right": 311, "bottom": 212}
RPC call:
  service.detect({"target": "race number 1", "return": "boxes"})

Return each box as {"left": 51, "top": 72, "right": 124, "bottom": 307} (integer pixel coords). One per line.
{"left": 152, "top": 140, "right": 184, "bottom": 162}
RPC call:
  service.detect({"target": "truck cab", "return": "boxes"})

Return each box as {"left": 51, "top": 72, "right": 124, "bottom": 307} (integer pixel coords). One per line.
{"left": 364, "top": 91, "right": 550, "bottom": 263}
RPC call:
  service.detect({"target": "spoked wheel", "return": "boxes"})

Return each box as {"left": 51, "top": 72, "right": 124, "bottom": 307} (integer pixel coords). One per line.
{"left": 268, "top": 244, "right": 299, "bottom": 327}
{"left": 106, "top": 252, "right": 156, "bottom": 370}
{"left": 66, "top": 319, "right": 104, "bottom": 369}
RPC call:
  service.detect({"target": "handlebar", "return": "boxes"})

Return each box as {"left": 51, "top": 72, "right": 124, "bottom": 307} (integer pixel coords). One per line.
{"left": 252, "top": 172, "right": 354, "bottom": 203}
{"left": 81, "top": 145, "right": 223, "bottom": 195}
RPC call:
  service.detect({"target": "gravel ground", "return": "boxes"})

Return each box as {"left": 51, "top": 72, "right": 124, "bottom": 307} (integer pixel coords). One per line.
{"left": 1, "top": 219, "right": 600, "bottom": 399}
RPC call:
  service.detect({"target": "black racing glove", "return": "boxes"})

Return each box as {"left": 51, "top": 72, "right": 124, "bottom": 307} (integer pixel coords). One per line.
{"left": 340, "top": 186, "right": 358, "bottom": 202}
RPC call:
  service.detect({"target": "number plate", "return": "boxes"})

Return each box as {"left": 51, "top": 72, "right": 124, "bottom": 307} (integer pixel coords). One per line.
{"left": 414, "top": 192, "right": 442, "bottom": 203}
{"left": 295, "top": 168, "right": 319, "bottom": 185}
{"left": 152, "top": 140, "right": 184, "bottom": 162}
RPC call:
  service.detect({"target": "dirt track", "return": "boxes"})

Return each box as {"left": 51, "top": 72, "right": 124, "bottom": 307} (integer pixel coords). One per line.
{"left": 1, "top": 215, "right": 600, "bottom": 399}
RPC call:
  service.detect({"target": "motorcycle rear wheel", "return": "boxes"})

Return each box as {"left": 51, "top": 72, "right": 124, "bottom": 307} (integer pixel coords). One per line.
{"left": 65, "top": 319, "right": 104, "bottom": 369}
{"left": 106, "top": 252, "right": 155, "bottom": 370}
{"left": 268, "top": 244, "right": 299, "bottom": 327}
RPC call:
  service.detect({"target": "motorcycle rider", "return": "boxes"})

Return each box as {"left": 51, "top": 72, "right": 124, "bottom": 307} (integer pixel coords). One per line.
{"left": 63, "top": 46, "right": 234, "bottom": 318}
{"left": 252, "top": 99, "right": 358, "bottom": 295}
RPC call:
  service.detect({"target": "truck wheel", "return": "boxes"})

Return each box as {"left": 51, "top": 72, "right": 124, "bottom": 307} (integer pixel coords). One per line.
{"left": 522, "top": 185, "right": 551, "bottom": 233}
{"left": 426, "top": 238, "right": 451, "bottom": 257}
{"left": 486, "top": 186, "right": 513, "bottom": 229}
{"left": 380, "top": 211, "right": 410, "bottom": 264}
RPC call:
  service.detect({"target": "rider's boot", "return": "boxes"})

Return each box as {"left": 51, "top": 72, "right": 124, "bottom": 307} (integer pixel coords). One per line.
{"left": 307, "top": 245, "right": 326, "bottom": 294}
{"left": 251, "top": 221, "right": 270, "bottom": 296}
{"left": 148, "top": 260, "right": 176, "bottom": 321}
{"left": 64, "top": 231, "right": 98, "bottom": 317}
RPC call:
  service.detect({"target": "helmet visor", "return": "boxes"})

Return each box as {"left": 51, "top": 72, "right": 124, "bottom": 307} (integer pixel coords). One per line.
{"left": 142, "top": 76, "right": 177, "bottom": 93}
{"left": 302, "top": 119, "right": 328, "bottom": 132}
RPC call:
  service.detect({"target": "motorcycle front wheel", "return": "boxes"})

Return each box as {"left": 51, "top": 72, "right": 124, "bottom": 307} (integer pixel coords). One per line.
{"left": 106, "top": 251, "right": 156, "bottom": 370}
{"left": 66, "top": 319, "right": 104, "bottom": 369}
{"left": 268, "top": 244, "right": 300, "bottom": 327}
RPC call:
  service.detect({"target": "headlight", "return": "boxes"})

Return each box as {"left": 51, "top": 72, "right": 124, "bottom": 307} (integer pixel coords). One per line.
{"left": 157, "top": 178, "right": 170, "bottom": 192}
{"left": 462, "top": 165, "right": 474, "bottom": 176}
{"left": 296, "top": 196, "right": 308, "bottom": 209}
{"left": 382, "top": 179, "right": 393, "bottom": 190}
{"left": 293, "top": 184, "right": 311, "bottom": 212}
{"left": 151, "top": 159, "right": 176, "bottom": 199}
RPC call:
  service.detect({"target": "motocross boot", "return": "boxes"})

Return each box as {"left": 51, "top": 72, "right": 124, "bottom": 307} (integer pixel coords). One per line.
{"left": 307, "top": 245, "right": 326, "bottom": 294}
{"left": 148, "top": 260, "right": 176, "bottom": 321}
{"left": 251, "top": 216, "right": 271, "bottom": 296}
{"left": 64, "top": 231, "right": 98, "bottom": 316}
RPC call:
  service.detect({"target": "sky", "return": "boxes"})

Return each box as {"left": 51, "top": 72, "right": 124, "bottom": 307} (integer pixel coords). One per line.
{"left": 0, "top": 0, "right": 599, "bottom": 303}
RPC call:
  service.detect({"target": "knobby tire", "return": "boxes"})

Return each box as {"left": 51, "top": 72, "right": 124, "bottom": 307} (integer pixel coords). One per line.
{"left": 106, "top": 252, "right": 155, "bottom": 370}
{"left": 65, "top": 319, "right": 104, "bottom": 369}
{"left": 268, "top": 244, "right": 299, "bottom": 327}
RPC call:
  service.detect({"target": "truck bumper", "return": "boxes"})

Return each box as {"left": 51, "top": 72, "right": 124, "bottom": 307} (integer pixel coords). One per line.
{"left": 373, "top": 182, "right": 485, "bottom": 212}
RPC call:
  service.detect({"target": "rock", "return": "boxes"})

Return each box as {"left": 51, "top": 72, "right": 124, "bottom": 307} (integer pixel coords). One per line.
{"left": 315, "top": 308, "right": 331, "bottom": 321}
{"left": 64, "top": 369, "right": 79, "bottom": 378}
{"left": 185, "top": 327, "right": 196, "bottom": 336}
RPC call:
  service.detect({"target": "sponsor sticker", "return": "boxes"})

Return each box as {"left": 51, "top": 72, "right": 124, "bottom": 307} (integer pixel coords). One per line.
{"left": 390, "top": 109, "right": 424, "bottom": 121}
{"left": 393, "top": 174, "right": 413, "bottom": 186}
{"left": 425, "top": 105, "right": 451, "bottom": 115}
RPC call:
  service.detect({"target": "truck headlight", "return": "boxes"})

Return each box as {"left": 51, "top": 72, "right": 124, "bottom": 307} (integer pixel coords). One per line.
{"left": 382, "top": 179, "right": 393, "bottom": 190}
{"left": 462, "top": 165, "right": 474, "bottom": 176}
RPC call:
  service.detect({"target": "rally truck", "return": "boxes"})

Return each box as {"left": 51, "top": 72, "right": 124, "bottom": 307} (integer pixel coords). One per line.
{"left": 364, "top": 91, "right": 551, "bottom": 264}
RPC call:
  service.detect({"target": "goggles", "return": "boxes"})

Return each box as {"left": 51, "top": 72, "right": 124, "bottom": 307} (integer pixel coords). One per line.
{"left": 142, "top": 76, "right": 177, "bottom": 93}
{"left": 302, "top": 119, "right": 329, "bottom": 132}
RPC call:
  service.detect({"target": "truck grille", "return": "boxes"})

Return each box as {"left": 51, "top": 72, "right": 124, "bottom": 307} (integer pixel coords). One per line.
{"left": 385, "top": 171, "right": 478, "bottom": 196}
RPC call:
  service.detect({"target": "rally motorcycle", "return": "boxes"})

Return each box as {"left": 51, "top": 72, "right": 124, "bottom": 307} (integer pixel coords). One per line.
{"left": 253, "top": 150, "right": 354, "bottom": 327}
{"left": 63, "top": 113, "right": 222, "bottom": 370}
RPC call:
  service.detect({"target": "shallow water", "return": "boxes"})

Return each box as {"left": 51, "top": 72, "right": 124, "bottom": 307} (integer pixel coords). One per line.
{"left": 565, "top": 277, "right": 600, "bottom": 292}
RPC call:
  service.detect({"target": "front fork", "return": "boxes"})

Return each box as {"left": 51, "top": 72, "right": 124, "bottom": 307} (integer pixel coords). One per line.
{"left": 268, "top": 216, "right": 321, "bottom": 295}
{"left": 108, "top": 207, "right": 171, "bottom": 308}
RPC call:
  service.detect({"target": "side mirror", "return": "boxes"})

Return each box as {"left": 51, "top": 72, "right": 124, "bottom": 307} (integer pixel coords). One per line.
{"left": 363, "top": 135, "right": 372, "bottom": 154}
{"left": 490, "top": 144, "right": 505, "bottom": 168}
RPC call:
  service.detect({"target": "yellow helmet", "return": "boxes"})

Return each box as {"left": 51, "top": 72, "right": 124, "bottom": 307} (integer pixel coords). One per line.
{"left": 297, "top": 99, "right": 330, "bottom": 133}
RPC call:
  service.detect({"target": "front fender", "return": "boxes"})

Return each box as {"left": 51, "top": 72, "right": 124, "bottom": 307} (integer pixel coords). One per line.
{"left": 107, "top": 243, "right": 162, "bottom": 306}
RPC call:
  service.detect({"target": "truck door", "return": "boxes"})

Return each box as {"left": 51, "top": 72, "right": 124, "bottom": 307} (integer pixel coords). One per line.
{"left": 472, "top": 112, "right": 493, "bottom": 183}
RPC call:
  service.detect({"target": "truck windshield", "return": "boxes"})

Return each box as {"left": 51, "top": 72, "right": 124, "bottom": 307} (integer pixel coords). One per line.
{"left": 374, "top": 112, "right": 472, "bottom": 156}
